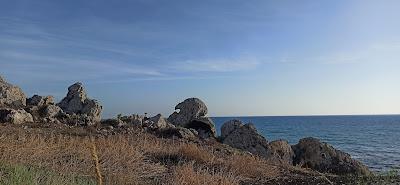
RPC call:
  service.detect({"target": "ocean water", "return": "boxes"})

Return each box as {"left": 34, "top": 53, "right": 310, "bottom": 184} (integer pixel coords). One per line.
{"left": 212, "top": 115, "right": 400, "bottom": 172}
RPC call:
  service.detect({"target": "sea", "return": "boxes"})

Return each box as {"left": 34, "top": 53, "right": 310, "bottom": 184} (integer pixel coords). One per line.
{"left": 212, "top": 115, "right": 400, "bottom": 172}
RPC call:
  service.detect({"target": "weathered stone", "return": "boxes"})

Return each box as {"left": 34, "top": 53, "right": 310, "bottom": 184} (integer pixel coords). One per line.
{"left": 167, "top": 98, "right": 208, "bottom": 127}
{"left": 187, "top": 117, "right": 217, "bottom": 138}
{"left": 292, "top": 137, "right": 371, "bottom": 175}
{"left": 27, "top": 95, "right": 54, "bottom": 107}
{"left": 43, "top": 104, "right": 62, "bottom": 118}
{"left": 0, "top": 76, "right": 26, "bottom": 109}
{"left": 149, "top": 114, "right": 174, "bottom": 129}
{"left": 158, "top": 126, "right": 198, "bottom": 140}
{"left": 222, "top": 122, "right": 269, "bottom": 157}
{"left": 0, "top": 108, "right": 33, "bottom": 124}
{"left": 266, "top": 140, "right": 295, "bottom": 165}
{"left": 221, "top": 119, "right": 243, "bottom": 139}
{"left": 57, "top": 82, "right": 102, "bottom": 125}
{"left": 167, "top": 98, "right": 216, "bottom": 138}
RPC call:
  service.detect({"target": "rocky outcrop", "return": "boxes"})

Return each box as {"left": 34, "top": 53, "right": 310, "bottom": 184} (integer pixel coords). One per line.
{"left": 221, "top": 119, "right": 243, "bottom": 139}
{"left": 57, "top": 83, "right": 102, "bottom": 125}
{"left": 27, "top": 95, "right": 54, "bottom": 107}
{"left": 25, "top": 95, "right": 61, "bottom": 123}
{"left": 292, "top": 137, "right": 371, "bottom": 175}
{"left": 0, "top": 76, "right": 26, "bottom": 109}
{"left": 168, "top": 98, "right": 216, "bottom": 138}
{"left": 0, "top": 108, "right": 33, "bottom": 124}
{"left": 222, "top": 120, "right": 269, "bottom": 157}
{"left": 266, "top": 140, "right": 295, "bottom": 165}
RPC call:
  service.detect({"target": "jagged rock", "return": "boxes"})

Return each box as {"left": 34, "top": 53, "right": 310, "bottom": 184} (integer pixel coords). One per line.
{"left": 221, "top": 119, "right": 243, "bottom": 139}
{"left": 187, "top": 117, "right": 217, "bottom": 138}
{"left": 27, "top": 95, "right": 54, "bottom": 107}
{"left": 0, "top": 108, "right": 33, "bottom": 124}
{"left": 25, "top": 95, "right": 59, "bottom": 122}
{"left": 167, "top": 98, "right": 216, "bottom": 138}
{"left": 266, "top": 140, "right": 295, "bottom": 165}
{"left": 57, "top": 82, "right": 102, "bottom": 125}
{"left": 222, "top": 122, "right": 269, "bottom": 157}
{"left": 292, "top": 137, "right": 371, "bottom": 175}
{"left": 0, "top": 76, "right": 26, "bottom": 109}
{"left": 149, "top": 114, "right": 174, "bottom": 129}
{"left": 43, "top": 104, "right": 62, "bottom": 119}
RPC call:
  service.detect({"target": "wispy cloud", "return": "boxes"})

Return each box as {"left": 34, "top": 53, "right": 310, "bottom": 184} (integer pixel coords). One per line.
{"left": 170, "top": 57, "right": 262, "bottom": 72}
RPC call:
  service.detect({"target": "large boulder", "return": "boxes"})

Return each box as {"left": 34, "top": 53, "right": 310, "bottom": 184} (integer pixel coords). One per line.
{"left": 292, "top": 137, "right": 371, "bottom": 175}
{"left": 0, "top": 76, "right": 26, "bottom": 109}
{"left": 266, "top": 140, "right": 295, "bottom": 165}
{"left": 222, "top": 121, "right": 269, "bottom": 157}
{"left": 57, "top": 83, "right": 102, "bottom": 125}
{"left": 167, "top": 98, "right": 216, "bottom": 138}
{"left": 0, "top": 108, "right": 33, "bottom": 124}
{"left": 221, "top": 119, "right": 243, "bottom": 139}
{"left": 168, "top": 98, "right": 207, "bottom": 127}
{"left": 186, "top": 117, "right": 216, "bottom": 138}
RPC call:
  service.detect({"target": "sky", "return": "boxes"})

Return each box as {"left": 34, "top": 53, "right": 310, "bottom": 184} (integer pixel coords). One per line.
{"left": 0, "top": 0, "right": 399, "bottom": 118}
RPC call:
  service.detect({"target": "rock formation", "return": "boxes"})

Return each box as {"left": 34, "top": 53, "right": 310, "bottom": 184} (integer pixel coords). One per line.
{"left": 266, "top": 140, "right": 295, "bottom": 165}
{"left": 57, "top": 82, "right": 102, "bottom": 125}
{"left": 292, "top": 137, "right": 371, "bottom": 175}
{"left": 0, "top": 108, "right": 33, "bottom": 124}
{"left": 221, "top": 120, "right": 269, "bottom": 157}
{"left": 221, "top": 119, "right": 243, "bottom": 139}
{"left": 168, "top": 98, "right": 216, "bottom": 138}
{"left": 0, "top": 76, "right": 26, "bottom": 109}
{"left": 25, "top": 95, "right": 61, "bottom": 123}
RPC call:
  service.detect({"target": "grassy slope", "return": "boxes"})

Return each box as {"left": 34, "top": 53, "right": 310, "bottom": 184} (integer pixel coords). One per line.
{"left": 0, "top": 123, "right": 398, "bottom": 185}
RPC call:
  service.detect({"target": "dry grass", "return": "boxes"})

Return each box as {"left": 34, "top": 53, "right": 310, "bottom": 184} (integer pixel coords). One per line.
{"left": 0, "top": 126, "right": 166, "bottom": 185}
{"left": 224, "top": 154, "right": 281, "bottom": 179}
{"left": 169, "top": 163, "right": 239, "bottom": 185}
{"left": 0, "top": 124, "right": 326, "bottom": 185}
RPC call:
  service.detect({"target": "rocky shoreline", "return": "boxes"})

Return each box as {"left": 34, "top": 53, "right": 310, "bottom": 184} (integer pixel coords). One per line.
{"left": 0, "top": 75, "right": 387, "bottom": 184}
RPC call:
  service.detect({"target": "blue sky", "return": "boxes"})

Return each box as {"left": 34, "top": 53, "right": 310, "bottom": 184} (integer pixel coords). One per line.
{"left": 1, "top": 0, "right": 399, "bottom": 117}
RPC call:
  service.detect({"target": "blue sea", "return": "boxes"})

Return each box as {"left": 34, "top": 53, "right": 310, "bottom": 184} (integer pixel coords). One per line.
{"left": 212, "top": 115, "right": 400, "bottom": 172}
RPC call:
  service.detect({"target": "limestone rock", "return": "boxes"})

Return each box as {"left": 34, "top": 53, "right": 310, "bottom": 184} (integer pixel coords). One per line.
{"left": 0, "top": 76, "right": 26, "bottom": 109}
{"left": 43, "top": 104, "right": 62, "bottom": 118}
{"left": 167, "top": 98, "right": 207, "bottom": 127}
{"left": 149, "top": 114, "right": 174, "bottom": 129}
{"left": 57, "top": 82, "right": 102, "bottom": 125}
{"left": 167, "top": 98, "right": 216, "bottom": 138}
{"left": 222, "top": 122, "right": 269, "bottom": 157}
{"left": 292, "top": 137, "right": 371, "bottom": 175}
{"left": 0, "top": 108, "right": 33, "bottom": 124}
{"left": 266, "top": 140, "right": 295, "bottom": 165}
{"left": 187, "top": 117, "right": 217, "bottom": 138}
{"left": 27, "top": 95, "right": 54, "bottom": 107}
{"left": 221, "top": 119, "right": 243, "bottom": 139}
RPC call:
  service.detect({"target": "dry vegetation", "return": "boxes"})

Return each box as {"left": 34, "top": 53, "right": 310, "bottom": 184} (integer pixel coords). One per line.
{"left": 0, "top": 123, "right": 398, "bottom": 185}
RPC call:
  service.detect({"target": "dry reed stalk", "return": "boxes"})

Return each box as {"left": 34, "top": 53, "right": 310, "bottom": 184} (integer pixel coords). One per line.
{"left": 90, "top": 136, "right": 103, "bottom": 185}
